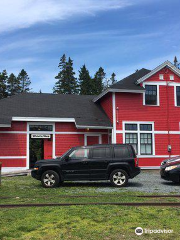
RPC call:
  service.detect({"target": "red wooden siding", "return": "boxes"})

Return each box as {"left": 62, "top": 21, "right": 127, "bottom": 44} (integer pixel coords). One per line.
{"left": 44, "top": 138, "right": 53, "bottom": 159}
{"left": 100, "top": 93, "right": 113, "bottom": 124}
{"left": 55, "top": 134, "right": 84, "bottom": 157}
{"left": 87, "top": 136, "right": 99, "bottom": 145}
{"left": 0, "top": 134, "right": 26, "bottom": 156}
{"left": 0, "top": 159, "right": 26, "bottom": 167}
{"left": 1, "top": 121, "right": 27, "bottom": 131}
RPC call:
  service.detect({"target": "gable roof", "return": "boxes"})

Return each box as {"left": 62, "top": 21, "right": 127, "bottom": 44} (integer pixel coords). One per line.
{"left": 93, "top": 68, "right": 151, "bottom": 102}
{"left": 136, "top": 60, "right": 180, "bottom": 84}
{"left": 0, "top": 93, "right": 112, "bottom": 129}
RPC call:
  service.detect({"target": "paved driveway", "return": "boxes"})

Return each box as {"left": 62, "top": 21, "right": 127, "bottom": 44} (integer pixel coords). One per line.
{"left": 62, "top": 170, "right": 180, "bottom": 194}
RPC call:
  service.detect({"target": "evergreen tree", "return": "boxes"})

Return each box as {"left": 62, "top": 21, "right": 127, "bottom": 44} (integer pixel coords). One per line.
{"left": 92, "top": 67, "right": 106, "bottom": 95}
{"left": 17, "top": 69, "right": 31, "bottom": 92}
{"left": 53, "top": 55, "right": 78, "bottom": 94}
{"left": 110, "top": 72, "right": 117, "bottom": 85}
{"left": 65, "top": 57, "right": 78, "bottom": 94}
{"left": 7, "top": 73, "right": 21, "bottom": 96}
{"left": 53, "top": 54, "right": 67, "bottom": 94}
{"left": 79, "top": 64, "right": 93, "bottom": 95}
{"left": 0, "top": 70, "right": 8, "bottom": 99}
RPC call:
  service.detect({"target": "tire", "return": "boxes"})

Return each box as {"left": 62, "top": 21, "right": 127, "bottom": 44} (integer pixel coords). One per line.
{"left": 110, "top": 169, "right": 128, "bottom": 187}
{"left": 41, "top": 170, "right": 60, "bottom": 188}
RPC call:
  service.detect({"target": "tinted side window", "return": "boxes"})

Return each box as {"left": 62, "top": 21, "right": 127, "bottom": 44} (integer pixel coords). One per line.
{"left": 92, "top": 148, "right": 111, "bottom": 158}
{"left": 114, "top": 146, "right": 131, "bottom": 158}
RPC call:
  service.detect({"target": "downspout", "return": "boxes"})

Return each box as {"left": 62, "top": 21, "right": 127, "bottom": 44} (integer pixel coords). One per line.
{"left": 166, "top": 77, "right": 171, "bottom": 157}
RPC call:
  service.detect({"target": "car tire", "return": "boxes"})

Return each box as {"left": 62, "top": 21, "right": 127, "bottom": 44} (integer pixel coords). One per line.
{"left": 110, "top": 169, "right": 128, "bottom": 187}
{"left": 41, "top": 170, "right": 60, "bottom": 188}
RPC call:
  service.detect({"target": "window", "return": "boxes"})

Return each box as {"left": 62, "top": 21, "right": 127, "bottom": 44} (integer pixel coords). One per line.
{"left": 170, "top": 75, "right": 174, "bottom": 80}
{"left": 125, "top": 124, "right": 137, "bottom": 131}
{"left": 140, "top": 133, "right": 152, "bottom": 155}
{"left": 114, "top": 146, "right": 131, "bottom": 158}
{"left": 69, "top": 148, "right": 89, "bottom": 159}
{"left": 140, "top": 124, "right": 152, "bottom": 131}
{"left": 176, "top": 86, "right": 180, "bottom": 106}
{"left": 124, "top": 122, "right": 154, "bottom": 155}
{"left": 29, "top": 125, "right": 53, "bottom": 131}
{"left": 92, "top": 148, "right": 111, "bottom": 158}
{"left": 145, "top": 85, "right": 157, "bottom": 105}
{"left": 159, "top": 74, "right": 164, "bottom": 80}
{"left": 125, "top": 133, "right": 138, "bottom": 154}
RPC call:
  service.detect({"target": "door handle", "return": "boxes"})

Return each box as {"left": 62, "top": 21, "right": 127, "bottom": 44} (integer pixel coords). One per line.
{"left": 82, "top": 161, "right": 88, "bottom": 164}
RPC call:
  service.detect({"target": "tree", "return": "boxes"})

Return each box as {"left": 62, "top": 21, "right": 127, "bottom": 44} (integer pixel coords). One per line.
{"left": 17, "top": 69, "right": 31, "bottom": 92}
{"left": 79, "top": 64, "right": 93, "bottom": 95}
{"left": 110, "top": 72, "right": 117, "bottom": 85}
{"left": 0, "top": 70, "right": 8, "bottom": 99}
{"left": 7, "top": 73, "right": 21, "bottom": 96}
{"left": 53, "top": 55, "right": 78, "bottom": 94}
{"left": 92, "top": 67, "right": 106, "bottom": 95}
{"left": 53, "top": 54, "right": 67, "bottom": 94}
{"left": 65, "top": 57, "right": 78, "bottom": 94}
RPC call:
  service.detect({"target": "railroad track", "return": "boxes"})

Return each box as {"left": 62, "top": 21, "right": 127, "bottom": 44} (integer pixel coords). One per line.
{"left": 1, "top": 202, "right": 180, "bottom": 208}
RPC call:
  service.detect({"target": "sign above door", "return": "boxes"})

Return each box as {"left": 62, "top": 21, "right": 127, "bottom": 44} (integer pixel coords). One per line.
{"left": 31, "top": 134, "right": 51, "bottom": 139}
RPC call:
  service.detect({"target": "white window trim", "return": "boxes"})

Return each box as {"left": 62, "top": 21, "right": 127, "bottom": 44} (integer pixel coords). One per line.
{"left": 159, "top": 74, "right": 164, "bottom": 80}
{"left": 122, "top": 121, "right": 155, "bottom": 156}
{"left": 84, "top": 134, "right": 102, "bottom": 146}
{"left": 26, "top": 122, "right": 55, "bottom": 169}
{"left": 143, "top": 83, "right": 160, "bottom": 106}
{"left": 170, "top": 75, "right": 174, "bottom": 80}
{"left": 174, "top": 85, "right": 180, "bottom": 107}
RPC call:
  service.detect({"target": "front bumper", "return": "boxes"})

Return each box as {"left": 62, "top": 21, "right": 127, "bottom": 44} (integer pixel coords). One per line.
{"left": 31, "top": 169, "right": 41, "bottom": 180}
{"left": 160, "top": 167, "right": 180, "bottom": 182}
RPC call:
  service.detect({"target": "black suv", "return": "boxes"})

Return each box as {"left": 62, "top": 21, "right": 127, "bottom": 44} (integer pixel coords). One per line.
{"left": 31, "top": 144, "right": 140, "bottom": 188}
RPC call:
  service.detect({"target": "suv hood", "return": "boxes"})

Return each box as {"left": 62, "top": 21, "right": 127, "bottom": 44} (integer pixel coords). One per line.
{"left": 161, "top": 156, "right": 180, "bottom": 166}
{"left": 35, "top": 158, "right": 60, "bottom": 165}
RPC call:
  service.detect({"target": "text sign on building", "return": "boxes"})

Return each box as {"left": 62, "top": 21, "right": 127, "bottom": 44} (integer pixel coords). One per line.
{"left": 31, "top": 134, "right": 51, "bottom": 139}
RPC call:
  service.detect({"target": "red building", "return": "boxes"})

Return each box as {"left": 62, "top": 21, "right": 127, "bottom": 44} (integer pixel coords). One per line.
{"left": 1, "top": 60, "right": 180, "bottom": 172}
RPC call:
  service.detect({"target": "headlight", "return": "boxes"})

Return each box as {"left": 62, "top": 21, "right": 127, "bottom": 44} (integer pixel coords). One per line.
{"left": 165, "top": 165, "right": 178, "bottom": 171}
{"left": 34, "top": 167, "right": 39, "bottom": 170}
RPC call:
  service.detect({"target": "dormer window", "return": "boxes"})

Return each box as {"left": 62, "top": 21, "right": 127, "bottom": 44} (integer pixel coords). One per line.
{"left": 170, "top": 75, "right": 174, "bottom": 80}
{"left": 159, "top": 74, "right": 164, "bottom": 80}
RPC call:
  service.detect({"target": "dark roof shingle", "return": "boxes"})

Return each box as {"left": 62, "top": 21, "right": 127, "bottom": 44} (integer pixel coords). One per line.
{"left": 110, "top": 68, "right": 151, "bottom": 91}
{"left": 0, "top": 93, "right": 112, "bottom": 128}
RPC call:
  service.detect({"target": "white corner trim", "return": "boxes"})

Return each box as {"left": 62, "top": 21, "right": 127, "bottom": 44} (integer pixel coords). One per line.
{"left": 136, "top": 60, "right": 180, "bottom": 84}
{"left": 112, "top": 93, "right": 116, "bottom": 143}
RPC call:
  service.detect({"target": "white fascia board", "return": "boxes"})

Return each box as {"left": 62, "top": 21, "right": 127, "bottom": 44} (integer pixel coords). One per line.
{"left": 136, "top": 60, "right": 180, "bottom": 84}
{"left": 0, "top": 124, "right": 11, "bottom": 128}
{"left": 93, "top": 88, "right": 145, "bottom": 102}
{"left": 76, "top": 124, "right": 112, "bottom": 129}
{"left": 12, "top": 117, "right": 75, "bottom": 122}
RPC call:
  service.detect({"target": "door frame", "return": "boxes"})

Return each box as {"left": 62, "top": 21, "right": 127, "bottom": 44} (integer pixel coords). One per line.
{"left": 84, "top": 134, "right": 102, "bottom": 146}
{"left": 27, "top": 122, "right": 55, "bottom": 169}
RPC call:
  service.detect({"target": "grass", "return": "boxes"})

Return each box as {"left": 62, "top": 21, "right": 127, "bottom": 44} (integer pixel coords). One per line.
{"left": 0, "top": 176, "right": 180, "bottom": 239}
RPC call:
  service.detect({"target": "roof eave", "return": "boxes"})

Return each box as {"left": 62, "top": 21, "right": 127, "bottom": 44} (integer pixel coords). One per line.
{"left": 136, "top": 60, "right": 180, "bottom": 84}
{"left": 93, "top": 88, "right": 145, "bottom": 102}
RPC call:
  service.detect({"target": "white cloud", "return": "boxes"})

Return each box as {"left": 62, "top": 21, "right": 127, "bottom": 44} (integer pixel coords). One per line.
{"left": 0, "top": 0, "right": 134, "bottom": 34}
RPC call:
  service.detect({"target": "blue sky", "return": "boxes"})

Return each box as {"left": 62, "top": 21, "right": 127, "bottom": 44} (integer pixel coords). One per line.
{"left": 0, "top": 0, "right": 180, "bottom": 92}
